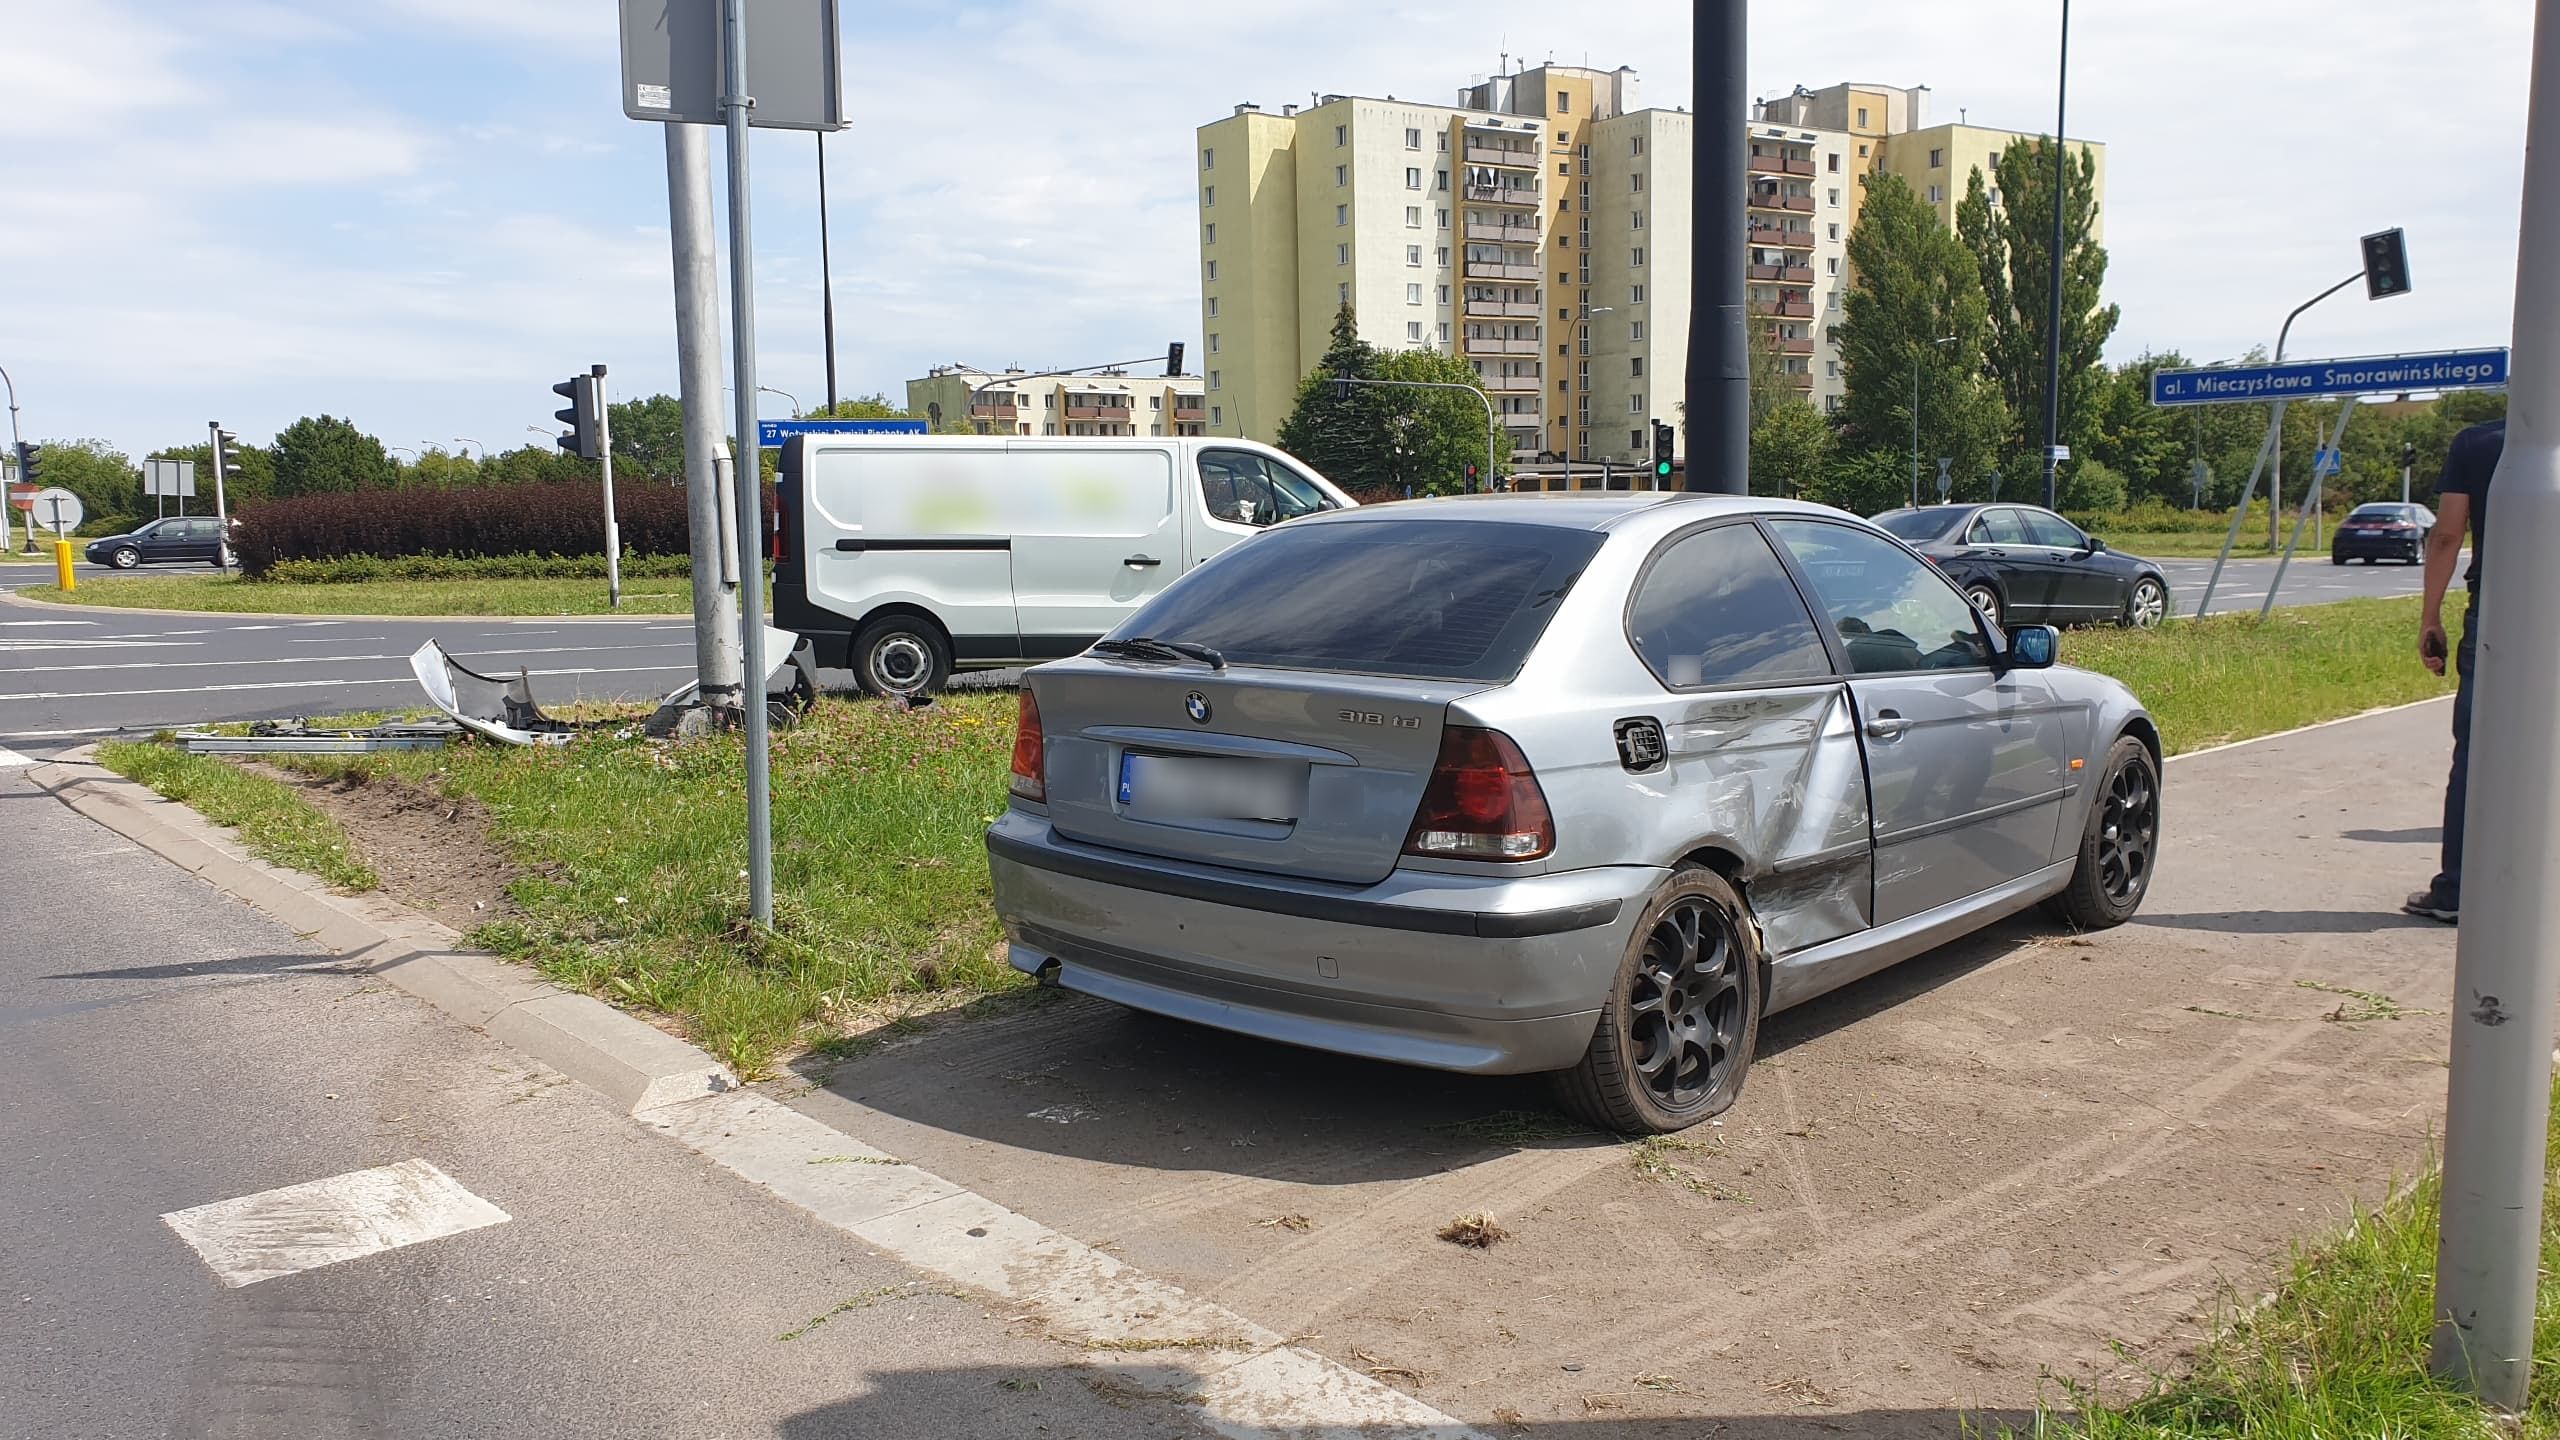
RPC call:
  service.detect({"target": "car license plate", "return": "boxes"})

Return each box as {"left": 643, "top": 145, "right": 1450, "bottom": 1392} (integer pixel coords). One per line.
{"left": 1119, "top": 752, "right": 1302, "bottom": 823}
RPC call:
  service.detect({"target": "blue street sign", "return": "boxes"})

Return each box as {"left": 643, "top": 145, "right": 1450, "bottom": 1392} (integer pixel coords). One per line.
{"left": 757, "top": 418, "right": 928, "bottom": 448}
{"left": 2314, "top": 448, "right": 2342, "bottom": 478}
{"left": 2151, "top": 348, "right": 2508, "bottom": 406}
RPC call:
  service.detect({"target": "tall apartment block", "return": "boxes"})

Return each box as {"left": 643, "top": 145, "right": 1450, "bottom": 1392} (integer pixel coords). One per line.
{"left": 907, "top": 366, "right": 1207, "bottom": 438}
{"left": 1194, "top": 70, "right": 2101, "bottom": 471}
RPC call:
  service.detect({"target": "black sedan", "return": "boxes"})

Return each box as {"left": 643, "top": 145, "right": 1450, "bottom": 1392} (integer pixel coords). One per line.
{"left": 2331, "top": 502, "right": 2434, "bottom": 565}
{"left": 84, "top": 516, "right": 230, "bottom": 569}
{"left": 1872, "top": 503, "right": 2170, "bottom": 630}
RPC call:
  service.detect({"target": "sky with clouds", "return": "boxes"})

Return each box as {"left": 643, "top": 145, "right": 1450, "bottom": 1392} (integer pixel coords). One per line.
{"left": 0, "top": 0, "right": 2534, "bottom": 463}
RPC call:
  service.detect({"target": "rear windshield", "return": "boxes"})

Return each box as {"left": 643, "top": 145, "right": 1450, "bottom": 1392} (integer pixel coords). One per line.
{"left": 1107, "top": 518, "right": 1604, "bottom": 681}
{"left": 1873, "top": 508, "right": 1964, "bottom": 542}
{"left": 2349, "top": 504, "right": 2408, "bottom": 520}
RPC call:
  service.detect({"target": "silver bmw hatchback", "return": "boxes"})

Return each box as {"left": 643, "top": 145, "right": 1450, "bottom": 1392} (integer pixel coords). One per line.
{"left": 986, "top": 494, "right": 2160, "bottom": 1133}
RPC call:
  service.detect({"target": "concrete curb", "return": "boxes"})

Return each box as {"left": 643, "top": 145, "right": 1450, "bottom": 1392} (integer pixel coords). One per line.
{"left": 25, "top": 744, "right": 1485, "bottom": 1437}
{"left": 0, "top": 586, "right": 692, "bottom": 625}
{"left": 25, "top": 749, "right": 735, "bottom": 1117}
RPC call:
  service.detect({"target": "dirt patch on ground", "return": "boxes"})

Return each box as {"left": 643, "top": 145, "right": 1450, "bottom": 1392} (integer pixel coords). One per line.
{"left": 244, "top": 762, "right": 520, "bottom": 934}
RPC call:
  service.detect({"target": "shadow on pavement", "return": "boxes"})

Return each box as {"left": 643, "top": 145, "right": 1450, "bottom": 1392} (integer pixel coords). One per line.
{"left": 2344, "top": 826, "right": 2438, "bottom": 845}
{"left": 772, "top": 1362, "right": 2032, "bottom": 1439}
{"left": 796, "top": 913, "right": 2044, "bottom": 1184}
{"left": 40, "top": 953, "right": 359, "bottom": 982}
{"left": 2133, "top": 909, "right": 2432, "bottom": 936}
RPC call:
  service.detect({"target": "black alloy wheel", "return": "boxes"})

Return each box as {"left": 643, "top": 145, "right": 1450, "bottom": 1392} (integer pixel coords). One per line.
{"left": 2053, "top": 734, "right": 2160, "bottom": 929}
{"left": 1553, "top": 867, "right": 1763, "bottom": 1133}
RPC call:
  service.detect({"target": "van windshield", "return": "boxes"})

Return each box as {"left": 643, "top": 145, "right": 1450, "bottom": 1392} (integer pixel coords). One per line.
{"left": 1107, "top": 518, "right": 1602, "bottom": 681}
{"left": 1200, "top": 449, "right": 1333, "bottom": 528}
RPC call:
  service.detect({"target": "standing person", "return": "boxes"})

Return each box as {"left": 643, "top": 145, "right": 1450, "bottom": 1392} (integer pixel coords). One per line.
{"left": 2405, "top": 417, "right": 2505, "bottom": 923}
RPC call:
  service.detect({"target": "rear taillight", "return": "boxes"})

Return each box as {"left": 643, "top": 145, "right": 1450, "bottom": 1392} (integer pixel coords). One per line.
{"left": 1009, "top": 690, "right": 1046, "bottom": 803}
{"left": 1403, "top": 725, "right": 1554, "bottom": 861}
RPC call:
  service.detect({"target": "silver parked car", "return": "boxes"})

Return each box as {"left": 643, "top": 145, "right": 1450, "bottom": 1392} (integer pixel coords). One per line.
{"left": 986, "top": 494, "right": 2161, "bottom": 1133}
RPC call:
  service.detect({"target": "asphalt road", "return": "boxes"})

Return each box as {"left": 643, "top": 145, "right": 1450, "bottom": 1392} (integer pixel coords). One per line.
{"left": 2152, "top": 552, "right": 2435, "bottom": 617}
{"left": 0, "top": 768, "right": 1219, "bottom": 1440}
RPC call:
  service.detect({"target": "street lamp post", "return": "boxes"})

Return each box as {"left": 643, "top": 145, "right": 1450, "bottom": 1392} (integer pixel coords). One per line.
{"left": 452, "top": 437, "right": 480, "bottom": 459}
{"left": 0, "top": 362, "right": 20, "bottom": 554}
{"left": 1912, "top": 335, "right": 1956, "bottom": 507}
{"left": 2039, "top": 0, "right": 2074, "bottom": 512}
{"left": 757, "top": 385, "right": 802, "bottom": 419}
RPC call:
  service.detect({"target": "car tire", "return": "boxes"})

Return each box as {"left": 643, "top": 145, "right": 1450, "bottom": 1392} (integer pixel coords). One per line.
{"left": 2050, "top": 734, "right": 2160, "bottom": 931}
{"left": 1962, "top": 583, "right": 2003, "bottom": 629}
{"left": 852, "top": 613, "right": 952, "bottom": 700}
{"left": 2121, "top": 576, "right": 2167, "bottom": 629}
{"left": 109, "top": 546, "right": 140, "bottom": 569}
{"left": 1551, "top": 866, "right": 1763, "bottom": 1135}
{"left": 2329, "top": 552, "right": 2345, "bottom": 566}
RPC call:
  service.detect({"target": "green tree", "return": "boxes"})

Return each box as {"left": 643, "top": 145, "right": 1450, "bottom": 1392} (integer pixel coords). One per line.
{"left": 2085, "top": 352, "right": 2195, "bottom": 506}
{"left": 407, "top": 447, "right": 482, "bottom": 489}
{"left": 26, "top": 439, "right": 143, "bottom": 534}
{"left": 1276, "top": 306, "right": 1393, "bottom": 486}
{"left": 1750, "top": 399, "right": 1832, "bottom": 497}
{"left": 480, "top": 444, "right": 593, "bottom": 487}
{"left": 1377, "top": 346, "right": 1503, "bottom": 492}
{"left": 814, "top": 392, "right": 908, "bottom": 420}
{"left": 151, "top": 439, "right": 277, "bottom": 511}
{"left": 1958, "top": 141, "right": 2119, "bottom": 490}
{"left": 1747, "top": 300, "right": 1799, "bottom": 430}
{"left": 270, "top": 414, "right": 396, "bottom": 496}
{"left": 1835, "top": 171, "right": 2008, "bottom": 504}
{"left": 1803, "top": 447, "right": 1908, "bottom": 516}
{"left": 608, "top": 393, "right": 687, "bottom": 482}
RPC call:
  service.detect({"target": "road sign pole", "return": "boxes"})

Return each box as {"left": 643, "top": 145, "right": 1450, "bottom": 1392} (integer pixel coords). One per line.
{"left": 593, "top": 366, "right": 623, "bottom": 610}
{"left": 2433, "top": 0, "right": 2560, "bottom": 1407}
{"left": 2193, "top": 415, "right": 2282, "bottom": 618}
{"left": 665, "top": 120, "right": 744, "bottom": 712}
{"left": 723, "top": 0, "right": 775, "bottom": 929}
{"left": 2262, "top": 395, "right": 2358, "bottom": 620}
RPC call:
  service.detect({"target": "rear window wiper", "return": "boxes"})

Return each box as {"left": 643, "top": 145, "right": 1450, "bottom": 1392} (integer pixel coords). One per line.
{"left": 1090, "top": 636, "right": 1228, "bottom": 670}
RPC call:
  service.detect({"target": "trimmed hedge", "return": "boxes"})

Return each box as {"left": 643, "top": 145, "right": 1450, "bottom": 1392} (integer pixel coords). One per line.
{"left": 257, "top": 552, "right": 698, "bottom": 584}
{"left": 233, "top": 482, "right": 692, "bottom": 578}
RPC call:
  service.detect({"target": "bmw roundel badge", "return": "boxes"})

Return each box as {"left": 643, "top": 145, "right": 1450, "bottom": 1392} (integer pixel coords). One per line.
{"left": 1184, "top": 691, "right": 1212, "bottom": 724}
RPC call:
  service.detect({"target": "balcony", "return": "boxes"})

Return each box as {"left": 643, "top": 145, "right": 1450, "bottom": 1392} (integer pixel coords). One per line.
{"left": 1466, "top": 223, "right": 1541, "bottom": 243}
{"left": 1748, "top": 189, "right": 1789, "bottom": 212}
{"left": 1464, "top": 299, "right": 1543, "bottom": 318}
{"left": 1464, "top": 183, "right": 1540, "bottom": 207}
{"left": 1790, "top": 371, "right": 1816, "bottom": 390}
{"left": 1171, "top": 403, "right": 1204, "bottom": 420}
{"left": 1466, "top": 145, "right": 1540, "bottom": 168}
{"left": 1785, "top": 156, "right": 1816, "bottom": 176}
{"left": 967, "top": 403, "right": 1017, "bottom": 420}
{"left": 1465, "top": 336, "right": 1543, "bottom": 354}
{"left": 1768, "top": 298, "right": 1813, "bottom": 318}
{"left": 1463, "top": 260, "right": 1544, "bottom": 281}
{"left": 1772, "top": 337, "right": 1815, "bottom": 356}
{"left": 1748, "top": 155, "right": 1788, "bottom": 176}
{"left": 1780, "top": 194, "right": 1814, "bottom": 213}
{"left": 1750, "top": 226, "right": 1815, "bottom": 249}
{"left": 1484, "top": 374, "right": 1542, "bottom": 392}
{"left": 1780, "top": 264, "right": 1815, "bottom": 284}
{"left": 1063, "top": 404, "right": 1132, "bottom": 420}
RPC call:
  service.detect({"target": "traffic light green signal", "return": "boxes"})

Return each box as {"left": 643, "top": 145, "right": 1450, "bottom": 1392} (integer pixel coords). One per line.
{"left": 1650, "top": 420, "right": 1674, "bottom": 480}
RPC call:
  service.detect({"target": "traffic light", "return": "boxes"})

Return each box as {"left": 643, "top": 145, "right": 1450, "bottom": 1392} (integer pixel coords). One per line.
{"left": 1651, "top": 420, "right": 1674, "bottom": 481}
{"left": 553, "top": 371, "right": 602, "bottom": 459}
{"left": 16, "top": 442, "right": 42, "bottom": 487}
{"left": 1165, "top": 342, "right": 1185, "bottom": 376}
{"left": 212, "top": 429, "right": 241, "bottom": 489}
{"left": 2361, "top": 227, "right": 2412, "bottom": 300}
{"left": 1465, "top": 461, "right": 1480, "bottom": 491}
{"left": 2401, "top": 440, "right": 2418, "bottom": 469}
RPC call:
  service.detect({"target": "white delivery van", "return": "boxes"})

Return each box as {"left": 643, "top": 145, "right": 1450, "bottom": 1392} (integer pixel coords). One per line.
{"left": 773, "top": 436, "right": 1357, "bottom": 696}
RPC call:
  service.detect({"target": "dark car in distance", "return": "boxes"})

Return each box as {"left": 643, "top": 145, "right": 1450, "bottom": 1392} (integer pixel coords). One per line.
{"left": 84, "top": 516, "right": 230, "bottom": 569}
{"left": 2331, "top": 502, "right": 2435, "bottom": 565}
{"left": 1871, "top": 503, "right": 2170, "bottom": 630}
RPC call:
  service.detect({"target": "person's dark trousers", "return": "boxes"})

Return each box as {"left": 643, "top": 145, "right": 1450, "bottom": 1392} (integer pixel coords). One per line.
{"left": 2429, "top": 600, "right": 2479, "bottom": 906}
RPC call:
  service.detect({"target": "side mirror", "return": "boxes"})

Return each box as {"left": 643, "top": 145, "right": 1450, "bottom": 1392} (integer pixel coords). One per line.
{"left": 2085, "top": 535, "right": 2107, "bottom": 552}
{"left": 2005, "top": 624, "right": 2059, "bottom": 670}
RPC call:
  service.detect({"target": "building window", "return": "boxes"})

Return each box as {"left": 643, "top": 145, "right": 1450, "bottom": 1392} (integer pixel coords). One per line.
{"left": 1631, "top": 210, "right": 1645, "bottom": 229}
{"left": 1407, "top": 244, "right": 1422, "bottom": 265}
{"left": 1406, "top": 205, "right": 1423, "bottom": 228}
{"left": 1435, "top": 245, "right": 1449, "bottom": 264}
{"left": 1337, "top": 242, "right": 1350, "bottom": 265}
{"left": 1335, "top": 163, "right": 1348, "bottom": 186}
{"left": 1043, "top": 422, "right": 1056, "bottom": 435}
{"left": 1630, "top": 321, "right": 1645, "bottom": 340}
{"left": 1558, "top": 161, "right": 1570, "bottom": 177}
{"left": 1926, "top": 184, "right": 1943, "bottom": 204}
{"left": 1209, "top": 370, "right": 1220, "bottom": 389}
{"left": 1558, "top": 233, "right": 1571, "bottom": 248}
{"left": 1338, "top": 282, "right": 1350, "bottom": 304}
{"left": 1334, "top": 123, "right": 1347, "bottom": 147}
{"left": 1559, "top": 128, "right": 1571, "bottom": 145}
{"left": 1988, "top": 187, "right": 2003, "bottom": 208}
{"left": 1203, "top": 222, "right": 1216, "bottom": 244}
{"left": 1207, "top": 296, "right": 1219, "bottom": 317}
{"left": 1212, "top": 405, "right": 1223, "bottom": 425}
{"left": 1437, "top": 131, "right": 1448, "bottom": 151}
{"left": 1202, "top": 147, "right": 1214, "bottom": 171}
{"left": 1208, "top": 333, "right": 1220, "bottom": 353}
{"left": 1827, "top": 187, "right": 1840, "bottom": 206}
{"left": 1858, "top": 142, "right": 1869, "bottom": 157}
{"left": 1826, "top": 358, "right": 1839, "bottom": 377}
{"left": 1435, "top": 169, "right": 1449, "bottom": 190}
{"left": 1631, "top": 357, "right": 1644, "bottom": 377}
{"left": 1631, "top": 171, "right": 1644, "bottom": 191}
{"left": 1438, "top": 321, "right": 1451, "bottom": 342}
{"left": 1151, "top": 395, "right": 1163, "bottom": 409}
{"left": 1436, "top": 284, "right": 1450, "bottom": 303}
{"left": 1631, "top": 246, "right": 1645, "bottom": 267}
{"left": 1827, "top": 257, "right": 1841, "bottom": 275}
{"left": 1407, "top": 283, "right": 1422, "bottom": 304}
{"left": 1204, "top": 259, "right": 1217, "bottom": 281}
{"left": 1556, "top": 90, "right": 1570, "bottom": 113}
{"left": 1632, "top": 134, "right": 1645, "bottom": 156}
{"left": 1827, "top": 223, "right": 1839, "bottom": 240}
{"left": 1630, "top": 393, "right": 1644, "bottom": 414}
{"left": 1436, "top": 208, "right": 1450, "bottom": 229}
{"left": 1406, "top": 166, "right": 1422, "bottom": 189}
{"left": 1630, "top": 284, "right": 1645, "bottom": 303}
{"left": 1407, "top": 321, "right": 1423, "bottom": 341}
{"left": 1828, "top": 289, "right": 1840, "bottom": 309}
{"left": 1824, "top": 394, "right": 1840, "bottom": 414}
{"left": 1405, "top": 126, "right": 1422, "bottom": 149}
{"left": 1828, "top": 152, "right": 1841, "bottom": 172}
{"left": 1336, "top": 203, "right": 1349, "bottom": 226}
{"left": 1855, "top": 106, "right": 1869, "bottom": 127}
{"left": 1203, "top": 185, "right": 1214, "bottom": 207}
{"left": 1928, "top": 147, "right": 1944, "bottom": 168}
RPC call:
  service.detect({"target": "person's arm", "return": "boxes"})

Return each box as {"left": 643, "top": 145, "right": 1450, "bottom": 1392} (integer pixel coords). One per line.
{"left": 2420, "top": 490, "right": 2470, "bottom": 676}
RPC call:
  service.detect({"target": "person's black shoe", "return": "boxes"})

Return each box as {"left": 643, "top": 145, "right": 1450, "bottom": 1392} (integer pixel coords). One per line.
{"left": 2403, "top": 890, "right": 2459, "bottom": 924}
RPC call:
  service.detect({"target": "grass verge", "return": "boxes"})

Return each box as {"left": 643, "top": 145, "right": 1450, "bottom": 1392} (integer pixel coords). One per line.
{"left": 2063, "top": 596, "right": 2457, "bottom": 754}
{"left": 19, "top": 574, "right": 702, "bottom": 616}
{"left": 249, "top": 693, "right": 1021, "bottom": 1076}
{"left": 96, "top": 741, "right": 379, "bottom": 891}
{"left": 2022, "top": 1084, "right": 2560, "bottom": 1438}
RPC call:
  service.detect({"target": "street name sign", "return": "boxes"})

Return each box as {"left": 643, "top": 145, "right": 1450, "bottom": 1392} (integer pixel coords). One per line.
{"left": 2152, "top": 348, "right": 2510, "bottom": 406}
{"left": 757, "top": 418, "right": 927, "bottom": 448}
{"left": 144, "top": 458, "right": 198, "bottom": 498}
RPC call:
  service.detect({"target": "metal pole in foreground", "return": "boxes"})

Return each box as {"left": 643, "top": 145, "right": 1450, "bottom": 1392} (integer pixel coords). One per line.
{"left": 2040, "top": 0, "right": 2071, "bottom": 512}
{"left": 2260, "top": 395, "right": 2358, "bottom": 621}
{"left": 2432, "top": 0, "right": 2560, "bottom": 1406}
{"left": 1685, "top": 0, "right": 1748, "bottom": 494}
{"left": 722, "top": 0, "right": 775, "bottom": 928}
{"left": 818, "top": 132, "right": 839, "bottom": 417}
{"left": 594, "top": 364, "right": 622, "bottom": 609}
{"left": 665, "top": 122, "right": 744, "bottom": 711}
{"left": 0, "top": 363, "right": 19, "bottom": 554}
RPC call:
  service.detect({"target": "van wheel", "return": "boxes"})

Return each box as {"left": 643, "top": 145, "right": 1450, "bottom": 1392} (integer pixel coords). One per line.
{"left": 853, "top": 615, "right": 951, "bottom": 699}
{"left": 1551, "top": 867, "right": 1763, "bottom": 1134}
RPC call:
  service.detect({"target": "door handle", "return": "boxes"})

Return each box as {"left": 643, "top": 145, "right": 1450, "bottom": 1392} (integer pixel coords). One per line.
{"left": 1864, "top": 709, "right": 1909, "bottom": 742}
{"left": 1123, "top": 555, "right": 1163, "bottom": 568}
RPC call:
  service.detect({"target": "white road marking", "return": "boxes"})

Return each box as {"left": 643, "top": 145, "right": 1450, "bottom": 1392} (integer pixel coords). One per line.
{"left": 0, "top": 745, "right": 32, "bottom": 768}
{"left": 0, "top": 663, "right": 690, "bottom": 703}
{"left": 0, "top": 638, "right": 203, "bottom": 652}
{"left": 0, "top": 619, "right": 96, "bottom": 627}
{"left": 3, "top": 641, "right": 694, "bottom": 675}
{"left": 161, "top": 1158, "right": 509, "bottom": 1289}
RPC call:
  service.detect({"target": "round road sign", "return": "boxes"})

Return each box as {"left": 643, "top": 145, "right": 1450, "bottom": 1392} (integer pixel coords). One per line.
{"left": 26, "top": 486, "right": 84, "bottom": 533}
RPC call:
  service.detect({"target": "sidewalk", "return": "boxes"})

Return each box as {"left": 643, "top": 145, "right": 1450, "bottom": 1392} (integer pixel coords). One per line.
{"left": 777, "top": 698, "right": 2466, "bottom": 1432}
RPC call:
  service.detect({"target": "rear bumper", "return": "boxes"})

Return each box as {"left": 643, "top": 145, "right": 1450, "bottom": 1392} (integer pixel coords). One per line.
{"left": 985, "top": 811, "right": 1660, "bottom": 1075}
{"left": 2332, "top": 535, "right": 2422, "bottom": 558}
